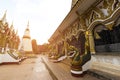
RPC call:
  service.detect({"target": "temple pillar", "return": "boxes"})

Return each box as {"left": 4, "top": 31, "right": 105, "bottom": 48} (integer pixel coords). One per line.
{"left": 64, "top": 40, "right": 68, "bottom": 57}
{"left": 88, "top": 30, "right": 96, "bottom": 54}
{"left": 56, "top": 44, "right": 58, "bottom": 55}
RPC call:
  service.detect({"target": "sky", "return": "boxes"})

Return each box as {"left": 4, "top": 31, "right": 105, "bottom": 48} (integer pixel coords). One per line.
{"left": 0, "top": 0, "right": 72, "bottom": 45}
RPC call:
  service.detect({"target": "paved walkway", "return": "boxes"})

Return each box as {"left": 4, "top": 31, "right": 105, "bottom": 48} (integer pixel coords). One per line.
{"left": 0, "top": 55, "right": 100, "bottom": 80}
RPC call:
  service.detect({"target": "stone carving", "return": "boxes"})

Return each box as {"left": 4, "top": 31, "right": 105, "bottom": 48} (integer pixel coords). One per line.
{"left": 70, "top": 31, "right": 91, "bottom": 77}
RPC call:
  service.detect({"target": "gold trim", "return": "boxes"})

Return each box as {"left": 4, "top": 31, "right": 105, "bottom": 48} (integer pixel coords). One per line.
{"left": 23, "top": 35, "right": 31, "bottom": 39}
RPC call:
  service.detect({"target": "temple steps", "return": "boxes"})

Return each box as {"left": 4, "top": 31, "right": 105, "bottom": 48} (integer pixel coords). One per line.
{"left": 87, "top": 69, "right": 120, "bottom": 80}
{"left": 42, "top": 55, "right": 100, "bottom": 80}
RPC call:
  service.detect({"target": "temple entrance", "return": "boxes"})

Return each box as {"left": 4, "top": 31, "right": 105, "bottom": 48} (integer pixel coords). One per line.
{"left": 93, "top": 17, "right": 120, "bottom": 52}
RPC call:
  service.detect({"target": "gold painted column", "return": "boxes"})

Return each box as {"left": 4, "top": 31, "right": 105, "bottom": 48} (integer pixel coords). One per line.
{"left": 56, "top": 43, "right": 59, "bottom": 55}
{"left": 64, "top": 40, "right": 68, "bottom": 57}
{"left": 88, "top": 30, "right": 96, "bottom": 54}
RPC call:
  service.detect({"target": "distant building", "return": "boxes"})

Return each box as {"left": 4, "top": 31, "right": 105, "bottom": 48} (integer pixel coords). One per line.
{"left": 21, "top": 22, "right": 33, "bottom": 54}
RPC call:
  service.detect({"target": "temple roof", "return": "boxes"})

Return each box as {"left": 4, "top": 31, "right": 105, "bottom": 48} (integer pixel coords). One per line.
{"left": 49, "top": 0, "right": 102, "bottom": 42}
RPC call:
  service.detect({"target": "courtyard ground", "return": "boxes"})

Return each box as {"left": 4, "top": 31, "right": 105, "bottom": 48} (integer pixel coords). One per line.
{"left": 0, "top": 55, "right": 100, "bottom": 80}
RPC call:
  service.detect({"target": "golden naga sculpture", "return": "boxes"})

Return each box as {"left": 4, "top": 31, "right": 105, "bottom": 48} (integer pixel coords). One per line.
{"left": 70, "top": 31, "right": 91, "bottom": 77}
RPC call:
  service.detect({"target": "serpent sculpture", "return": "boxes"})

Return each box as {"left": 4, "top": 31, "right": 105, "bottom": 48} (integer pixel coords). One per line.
{"left": 70, "top": 31, "right": 91, "bottom": 77}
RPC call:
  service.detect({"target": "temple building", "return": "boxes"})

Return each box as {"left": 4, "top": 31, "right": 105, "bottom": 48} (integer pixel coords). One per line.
{"left": 48, "top": 0, "right": 120, "bottom": 78}
{"left": 0, "top": 11, "right": 20, "bottom": 51}
{"left": 0, "top": 11, "right": 21, "bottom": 64}
{"left": 21, "top": 22, "right": 33, "bottom": 54}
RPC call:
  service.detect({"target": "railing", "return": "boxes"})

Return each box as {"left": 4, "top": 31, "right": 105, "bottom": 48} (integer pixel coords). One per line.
{"left": 7, "top": 51, "right": 19, "bottom": 60}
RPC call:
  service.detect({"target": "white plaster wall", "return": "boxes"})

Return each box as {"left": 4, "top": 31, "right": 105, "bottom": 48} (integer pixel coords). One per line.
{"left": 22, "top": 38, "right": 32, "bottom": 52}
{"left": 24, "top": 31, "right": 30, "bottom": 37}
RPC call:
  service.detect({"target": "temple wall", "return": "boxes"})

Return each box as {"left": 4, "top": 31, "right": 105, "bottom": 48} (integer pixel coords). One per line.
{"left": 80, "top": 0, "right": 120, "bottom": 53}
{"left": 50, "top": 0, "right": 120, "bottom": 54}
{"left": 82, "top": 0, "right": 120, "bottom": 75}
{"left": 22, "top": 38, "right": 32, "bottom": 52}
{"left": 70, "top": 0, "right": 120, "bottom": 76}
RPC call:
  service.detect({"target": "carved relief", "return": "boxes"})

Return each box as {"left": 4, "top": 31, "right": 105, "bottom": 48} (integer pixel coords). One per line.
{"left": 89, "top": 11, "right": 100, "bottom": 24}
{"left": 64, "top": 20, "right": 80, "bottom": 40}
{"left": 79, "top": 16, "right": 87, "bottom": 29}
{"left": 84, "top": 0, "right": 120, "bottom": 28}
{"left": 113, "top": 0, "right": 120, "bottom": 10}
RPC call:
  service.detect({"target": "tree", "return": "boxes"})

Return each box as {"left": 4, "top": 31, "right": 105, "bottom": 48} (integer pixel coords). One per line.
{"left": 32, "top": 39, "right": 38, "bottom": 54}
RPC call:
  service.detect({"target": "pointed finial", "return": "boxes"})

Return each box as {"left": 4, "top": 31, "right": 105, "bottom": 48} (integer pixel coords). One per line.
{"left": 10, "top": 21, "right": 14, "bottom": 31}
{"left": 1, "top": 10, "right": 7, "bottom": 22}
{"left": 11, "top": 21, "right": 13, "bottom": 26}
{"left": 27, "top": 21, "right": 29, "bottom": 29}
{"left": 15, "top": 29, "right": 18, "bottom": 35}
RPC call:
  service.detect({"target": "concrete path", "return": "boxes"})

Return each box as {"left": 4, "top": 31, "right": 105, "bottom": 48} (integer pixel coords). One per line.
{"left": 30, "top": 57, "right": 53, "bottom": 80}
{"left": 0, "top": 55, "right": 100, "bottom": 80}
{"left": 0, "top": 56, "right": 52, "bottom": 80}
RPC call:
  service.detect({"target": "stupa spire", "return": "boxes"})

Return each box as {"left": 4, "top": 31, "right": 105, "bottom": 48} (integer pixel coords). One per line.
{"left": 21, "top": 21, "right": 33, "bottom": 54}
{"left": 27, "top": 21, "right": 29, "bottom": 29}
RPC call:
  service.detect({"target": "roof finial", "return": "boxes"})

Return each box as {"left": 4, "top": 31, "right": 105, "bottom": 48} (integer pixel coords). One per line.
{"left": 1, "top": 10, "right": 7, "bottom": 23}
{"left": 27, "top": 21, "right": 29, "bottom": 29}
{"left": 10, "top": 21, "right": 14, "bottom": 31}
{"left": 15, "top": 29, "right": 18, "bottom": 35}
